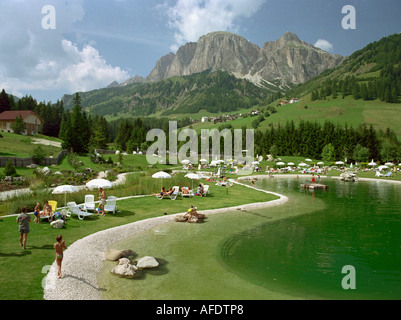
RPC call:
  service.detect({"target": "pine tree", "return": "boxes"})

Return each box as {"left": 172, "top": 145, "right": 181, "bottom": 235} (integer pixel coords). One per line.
{"left": 0, "top": 89, "right": 10, "bottom": 113}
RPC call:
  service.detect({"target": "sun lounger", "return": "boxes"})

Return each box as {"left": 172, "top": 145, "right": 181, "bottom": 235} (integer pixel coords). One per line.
{"left": 40, "top": 201, "right": 57, "bottom": 221}
{"left": 156, "top": 186, "right": 179, "bottom": 200}
{"left": 67, "top": 202, "right": 94, "bottom": 220}
{"left": 104, "top": 196, "right": 117, "bottom": 214}
{"left": 383, "top": 172, "right": 392, "bottom": 177}
{"left": 181, "top": 187, "right": 194, "bottom": 198}
{"left": 84, "top": 194, "right": 96, "bottom": 211}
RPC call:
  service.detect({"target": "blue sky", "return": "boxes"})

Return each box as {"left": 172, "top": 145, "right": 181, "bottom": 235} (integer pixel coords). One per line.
{"left": 0, "top": 0, "right": 400, "bottom": 103}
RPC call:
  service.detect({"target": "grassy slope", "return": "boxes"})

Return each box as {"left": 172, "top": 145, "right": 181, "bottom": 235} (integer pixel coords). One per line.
{"left": 0, "top": 132, "right": 62, "bottom": 158}
{"left": 188, "top": 95, "right": 401, "bottom": 139}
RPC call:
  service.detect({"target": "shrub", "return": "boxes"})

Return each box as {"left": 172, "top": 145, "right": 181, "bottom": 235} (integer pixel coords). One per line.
{"left": 4, "top": 159, "right": 17, "bottom": 177}
{"left": 32, "top": 145, "right": 47, "bottom": 165}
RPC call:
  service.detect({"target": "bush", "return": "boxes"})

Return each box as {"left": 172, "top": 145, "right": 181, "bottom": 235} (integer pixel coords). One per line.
{"left": 32, "top": 145, "right": 47, "bottom": 165}
{"left": 4, "top": 159, "right": 17, "bottom": 177}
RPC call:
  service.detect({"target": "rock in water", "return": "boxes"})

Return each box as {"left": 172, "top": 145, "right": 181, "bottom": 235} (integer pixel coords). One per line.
{"left": 104, "top": 249, "right": 135, "bottom": 261}
{"left": 136, "top": 256, "right": 159, "bottom": 269}
{"left": 111, "top": 258, "right": 138, "bottom": 278}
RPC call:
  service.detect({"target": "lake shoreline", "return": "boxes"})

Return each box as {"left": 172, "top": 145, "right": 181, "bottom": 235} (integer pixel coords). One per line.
{"left": 43, "top": 179, "right": 288, "bottom": 300}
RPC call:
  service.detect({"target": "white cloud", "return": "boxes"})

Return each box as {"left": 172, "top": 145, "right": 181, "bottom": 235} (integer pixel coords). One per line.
{"left": 314, "top": 39, "right": 334, "bottom": 52}
{"left": 0, "top": 0, "right": 129, "bottom": 100}
{"left": 163, "top": 0, "right": 267, "bottom": 51}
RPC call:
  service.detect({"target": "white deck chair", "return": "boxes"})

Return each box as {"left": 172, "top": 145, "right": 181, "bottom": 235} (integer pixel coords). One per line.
{"left": 67, "top": 202, "right": 93, "bottom": 220}
{"left": 104, "top": 196, "right": 117, "bottom": 214}
{"left": 84, "top": 194, "right": 96, "bottom": 211}
{"left": 202, "top": 185, "right": 209, "bottom": 196}
{"left": 181, "top": 187, "right": 194, "bottom": 198}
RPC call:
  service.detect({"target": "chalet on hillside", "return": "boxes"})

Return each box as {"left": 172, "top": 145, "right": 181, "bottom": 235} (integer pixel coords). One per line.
{"left": 280, "top": 100, "right": 290, "bottom": 106}
{"left": 0, "top": 110, "right": 44, "bottom": 135}
{"left": 290, "top": 98, "right": 300, "bottom": 104}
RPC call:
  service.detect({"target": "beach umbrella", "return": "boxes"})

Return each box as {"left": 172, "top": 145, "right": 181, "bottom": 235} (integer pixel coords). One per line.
{"left": 185, "top": 173, "right": 202, "bottom": 189}
{"left": 378, "top": 165, "right": 388, "bottom": 171}
{"left": 317, "top": 162, "right": 325, "bottom": 165}
{"left": 368, "top": 160, "right": 377, "bottom": 166}
{"left": 152, "top": 171, "right": 172, "bottom": 189}
{"left": 336, "top": 161, "right": 344, "bottom": 165}
{"left": 305, "top": 159, "right": 312, "bottom": 162}
{"left": 181, "top": 159, "right": 191, "bottom": 165}
{"left": 385, "top": 162, "right": 394, "bottom": 166}
{"left": 86, "top": 178, "right": 113, "bottom": 190}
{"left": 200, "top": 159, "right": 208, "bottom": 163}
{"left": 277, "top": 162, "right": 285, "bottom": 166}
{"left": 288, "top": 162, "right": 295, "bottom": 166}
{"left": 299, "top": 163, "right": 308, "bottom": 167}
{"left": 52, "top": 185, "right": 79, "bottom": 207}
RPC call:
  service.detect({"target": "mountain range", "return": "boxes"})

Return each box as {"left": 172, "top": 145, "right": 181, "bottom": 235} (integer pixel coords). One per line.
{"left": 115, "top": 31, "right": 344, "bottom": 91}
{"left": 63, "top": 31, "right": 346, "bottom": 117}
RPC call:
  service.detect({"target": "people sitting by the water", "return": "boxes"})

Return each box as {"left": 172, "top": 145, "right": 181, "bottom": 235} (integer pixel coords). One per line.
{"left": 311, "top": 174, "right": 316, "bottom": 183}
{"left": 41, "top": 201, "right": 53, "bottom": 219}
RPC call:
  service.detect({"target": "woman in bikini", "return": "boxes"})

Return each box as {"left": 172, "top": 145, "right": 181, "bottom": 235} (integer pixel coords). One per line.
{"left": 54, "top": 235, "right": 67, "bottom": 279}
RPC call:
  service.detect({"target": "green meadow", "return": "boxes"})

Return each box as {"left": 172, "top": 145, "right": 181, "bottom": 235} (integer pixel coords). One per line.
{"left": 0, "top": 172, "right": 278, "bottom": 300}
{"left": 189, "top": 96, "right": 401, "bottom": 139}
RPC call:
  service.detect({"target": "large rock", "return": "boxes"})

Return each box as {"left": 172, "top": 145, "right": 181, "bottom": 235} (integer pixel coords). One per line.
{"left": 50, "top": 220, "right": 64, "bottom": 229}
{"left": 111, "top": 258, "right": 138, "bottom": 278}
{"left": 136, "top": 256, "right": 159, "bottom": 269}
{"left": 105, "top": 249, "right": 135, "bottom": 261}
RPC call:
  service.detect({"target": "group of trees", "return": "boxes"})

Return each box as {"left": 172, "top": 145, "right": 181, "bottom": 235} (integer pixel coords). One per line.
{"left": 59, "top": 93, "right": 109, "bottom": 153}
{"left": 311, "top": 71, "right": 400, "bottom": 103}
{"left": 253, "top": 120, "right": 400, "bottom": 163}
{"left": 310, "top": 33, "right": 401, "bottom": 104}
{"left": 0, "top": 89, "right": 64, "bottom": 137}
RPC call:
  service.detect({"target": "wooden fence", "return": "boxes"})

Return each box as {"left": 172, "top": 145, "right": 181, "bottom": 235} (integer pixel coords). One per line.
{"left": 0, "top": 150, "right": 68, "bottom": 168}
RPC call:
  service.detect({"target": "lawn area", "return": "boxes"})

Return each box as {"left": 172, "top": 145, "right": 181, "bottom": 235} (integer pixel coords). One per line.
{"left": 0, "top": 132, "right": 62, "bottom": 158}
{"left": 0, "top": 180, "right": 278, "bottom": 300}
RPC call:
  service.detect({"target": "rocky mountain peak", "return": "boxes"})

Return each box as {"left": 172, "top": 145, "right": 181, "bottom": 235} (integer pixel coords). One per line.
{"left": 143, "top": 31, "right": 344, "bottom": 88}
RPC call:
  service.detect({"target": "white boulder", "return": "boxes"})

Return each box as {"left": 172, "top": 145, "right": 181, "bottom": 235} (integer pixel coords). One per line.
{"left": 111, "top": 258, "right": 138, "bottom": 278}
{"left": 136, "top": 256, "right": 159, "bottom": 269}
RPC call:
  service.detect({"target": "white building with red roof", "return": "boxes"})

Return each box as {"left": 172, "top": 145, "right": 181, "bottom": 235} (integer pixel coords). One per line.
{"left": 0, "top": 110, "right": 44, "bottom": 135}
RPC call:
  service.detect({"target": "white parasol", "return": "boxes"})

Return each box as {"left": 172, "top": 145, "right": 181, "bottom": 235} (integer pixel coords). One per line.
{"left": 152, "top": 171, "right": 172, "bottom": 189}
{"left": 52, "top": 185, "right": 79, "bottom": 207}
{"left": 86, "top": 178, "right": 113, "bottom": 189}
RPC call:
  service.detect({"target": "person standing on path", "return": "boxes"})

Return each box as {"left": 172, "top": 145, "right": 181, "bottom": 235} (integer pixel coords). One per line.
{"left": 98, "top": 187, "right": 106, "bottom": 216}
{"left": 16, "top": 206, "right": 31, "bottom": 250}
{"left": 54, "top": 235, "right": 67, "bottom": 279}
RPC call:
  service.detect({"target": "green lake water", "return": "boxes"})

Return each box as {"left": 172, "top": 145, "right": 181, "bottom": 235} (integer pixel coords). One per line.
{"left": 98, "top": 177, "right": 401, "bottom": 300}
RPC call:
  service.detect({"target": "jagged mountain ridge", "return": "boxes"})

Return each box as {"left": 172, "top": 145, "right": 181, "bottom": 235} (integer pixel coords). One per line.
{"left": 120, "top": 31, "right": 344, "bottom": 90}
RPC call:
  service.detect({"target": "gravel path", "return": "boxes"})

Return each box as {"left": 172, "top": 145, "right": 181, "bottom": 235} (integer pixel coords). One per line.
{"left": 43, "top": 180, "right": 288, "bottom": 300}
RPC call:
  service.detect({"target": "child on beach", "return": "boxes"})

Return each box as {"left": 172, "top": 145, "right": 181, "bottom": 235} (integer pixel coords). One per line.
{"left": 34, "top": 202, "right": 40, "bottom": 223}
{"left": 54, "top": 235, "right": 67, "bottom": 279}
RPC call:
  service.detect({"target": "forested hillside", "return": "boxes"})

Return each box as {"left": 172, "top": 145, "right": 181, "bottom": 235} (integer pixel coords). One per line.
{"left": 289, "top": 33, "right": 401, "bottom": 103}
{"left": 62, "top": 70, "right": 276, "bottom": 117}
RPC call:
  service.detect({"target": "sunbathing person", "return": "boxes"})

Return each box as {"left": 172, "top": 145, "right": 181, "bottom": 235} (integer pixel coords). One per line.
{"left": 41, "top": 201, "right": 53, "bottom": 218}
{"left": 181, "top": 187, "right": 190, "bottom": 195}
{"left": 153, "top": 187, "right": 166, "bottom": 196}
{"left": 195, "top": 184, "right": 204, "bottom": 196}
